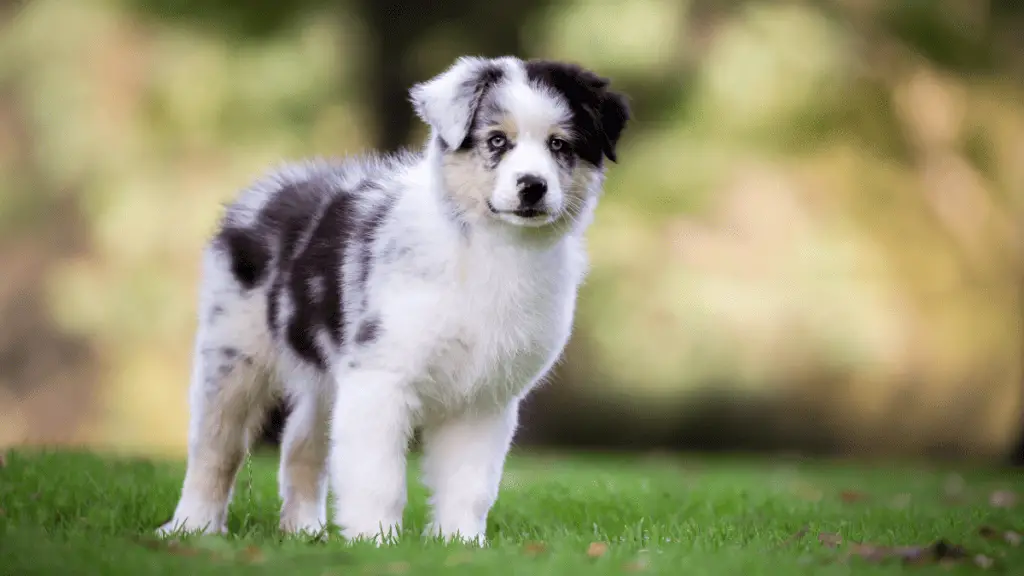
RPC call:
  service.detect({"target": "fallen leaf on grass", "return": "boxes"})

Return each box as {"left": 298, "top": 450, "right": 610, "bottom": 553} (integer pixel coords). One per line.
{"left": 587, "top": 542, "right": 608, "bottom": 558}
{"left": 164, "top": 540, "right": 201, "bottom": 557}
{"left": 979, "top": 526, "right": 999, "bottom": 539}
{"left": 237, "top": 546, "right": 265, "bottom": 564}
{"left": 779, "top": 525, "right": 809, "bottom": 547}
{"left": 818, "top": 533, "right": 843, "bottom": 548}
{"left": 844, "top": 539, "right": 969, "bottom": 566}
{"left": 846, "top": 543, "right": 890, "bottom": 563}
{"left": 840, "top": 490, "right": 867, "bottom": 503}
{"left": 523, "top": 542, "right": 547, "bottom": 556}
{"left": 989, "top": 490, "right": 1017, "bottom": 508}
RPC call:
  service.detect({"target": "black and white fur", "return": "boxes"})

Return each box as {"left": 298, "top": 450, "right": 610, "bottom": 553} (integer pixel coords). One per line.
{"left": 158, "top": 56, "right": 630, "bottom": 544}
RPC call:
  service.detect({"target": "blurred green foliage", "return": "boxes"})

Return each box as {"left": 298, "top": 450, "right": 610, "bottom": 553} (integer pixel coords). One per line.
{"left": 0, "top": 0, "right": 1021, "bottom": 457}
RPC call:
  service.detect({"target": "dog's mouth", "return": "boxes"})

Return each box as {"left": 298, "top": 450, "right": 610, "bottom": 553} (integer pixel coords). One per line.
{"left": 512, "top": 207, "right": 546, "bottom": 218}
{"left": 486, "top": 201, "right": 549, "bottom": 220}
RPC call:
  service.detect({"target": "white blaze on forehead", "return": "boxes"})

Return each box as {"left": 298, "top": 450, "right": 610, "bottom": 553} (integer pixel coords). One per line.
{"left": 494, "top": 79, "right": 572, "bottom": 139}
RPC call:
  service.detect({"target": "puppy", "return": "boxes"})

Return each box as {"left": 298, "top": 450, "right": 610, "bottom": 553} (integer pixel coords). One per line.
{"left": 158, "top": 55, "right": 629, "bottom": 544}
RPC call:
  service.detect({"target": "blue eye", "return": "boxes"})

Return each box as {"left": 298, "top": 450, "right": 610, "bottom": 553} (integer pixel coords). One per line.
{"left": 488, "top": 134, "right": 507, "bottom": 149}
{"left": 549, "top": 137, "right": 567, "bottom": 152}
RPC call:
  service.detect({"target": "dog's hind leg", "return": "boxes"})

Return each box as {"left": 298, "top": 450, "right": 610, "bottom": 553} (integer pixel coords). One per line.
{"left": 159, "top": 258, "right": 274, "bottom": 536}
{"left": 277, "top": 365, "right": 333, "bottom": 535}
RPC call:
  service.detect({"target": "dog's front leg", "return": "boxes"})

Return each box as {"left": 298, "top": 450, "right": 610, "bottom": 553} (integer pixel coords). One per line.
{"left": 329, "top": 368, "right": 414, "bottom": 544}
{"left": 420, "top": 400, "right": 520, "bottom": 545}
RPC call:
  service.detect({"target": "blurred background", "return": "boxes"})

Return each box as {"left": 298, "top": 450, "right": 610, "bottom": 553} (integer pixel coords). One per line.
{"left": 1, "top": 0, "right": 1022, "bottom": 463}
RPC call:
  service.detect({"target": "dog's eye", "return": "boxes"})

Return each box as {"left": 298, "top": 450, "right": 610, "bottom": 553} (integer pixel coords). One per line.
{"left": 548, "top": 137, "right": 567, "bottom": 152}
{"left": 487, "top": 134, "right": 507, "bottom": 149}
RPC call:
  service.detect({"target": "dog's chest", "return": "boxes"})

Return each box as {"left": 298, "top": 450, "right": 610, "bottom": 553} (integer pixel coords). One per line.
{"left": 417, "top": 250, "right": 575, "bottom": 412}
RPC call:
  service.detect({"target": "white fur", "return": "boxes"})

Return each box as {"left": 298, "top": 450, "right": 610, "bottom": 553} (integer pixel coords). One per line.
{"left": 410, "top": 56, "right": 521, "bottom": 150}
{"left": 158, "top": 56, "right": 621, "bottom": 546}
{"left": 487, "top": 78, "right": 574, "bottom": 220}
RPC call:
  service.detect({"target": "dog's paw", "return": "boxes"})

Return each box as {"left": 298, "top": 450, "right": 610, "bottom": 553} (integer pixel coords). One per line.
{"left": 279, "top": 503, "right": 329, "bottom": 538}
{"left": 338, "top": 526, "right": 402, "bottom": 547}
{"left": 279, "top": 519, "right": 330, "bottom": 540}
{"left": 423, "top": 523, "right": 487, "bottom": 547}
{"left": 156, "top": 517, "right": 227, "bottom": 537}
{"left": 459, "top": 532, "right": 488, "bottom": 547}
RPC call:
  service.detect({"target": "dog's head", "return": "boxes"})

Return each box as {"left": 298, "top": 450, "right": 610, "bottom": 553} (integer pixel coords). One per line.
{"left": 411, "top": 56, "right": 630, "bottom": 231}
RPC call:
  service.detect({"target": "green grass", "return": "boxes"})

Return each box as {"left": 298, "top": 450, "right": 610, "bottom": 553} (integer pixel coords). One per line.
{"left": 1, "top": 449, "right": 1022, "bottom": 575}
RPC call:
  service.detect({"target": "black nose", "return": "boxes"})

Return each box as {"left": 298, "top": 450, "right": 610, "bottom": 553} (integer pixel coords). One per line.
{"left": 517, "top": 174, "right": 548, "bottom": 207}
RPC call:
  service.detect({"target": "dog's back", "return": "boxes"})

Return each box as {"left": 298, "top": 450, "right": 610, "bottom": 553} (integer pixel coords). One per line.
{"left": 204, "top": 156, "right": 407, "bottom": 372}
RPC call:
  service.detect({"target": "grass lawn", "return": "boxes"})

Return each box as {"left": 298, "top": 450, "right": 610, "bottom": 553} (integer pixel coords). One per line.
{"left": 0, "top": 448, "right": 1022, "bottom": 575}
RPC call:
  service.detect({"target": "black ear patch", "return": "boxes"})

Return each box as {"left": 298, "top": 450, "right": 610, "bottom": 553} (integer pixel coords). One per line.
{"left": 597, "top": 90, "right": 630, "bottom": 163}
{"left": 525, "top": 60, "right": 631, "bottom": 166}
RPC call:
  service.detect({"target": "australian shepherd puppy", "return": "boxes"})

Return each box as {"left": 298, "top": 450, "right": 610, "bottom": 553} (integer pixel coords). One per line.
{"left": 158, "top": 56, "right": 630, "bottom": 545}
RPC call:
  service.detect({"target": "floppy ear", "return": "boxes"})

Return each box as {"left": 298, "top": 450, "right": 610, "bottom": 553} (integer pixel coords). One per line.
{"left": 578, "top": 73, "right": 631, "bottom": 163}
{"left": 409, "top": 57, "right": 506, "bottom": 150}
{"left": 598, "top": 89, "right": 630, "bottom": 163}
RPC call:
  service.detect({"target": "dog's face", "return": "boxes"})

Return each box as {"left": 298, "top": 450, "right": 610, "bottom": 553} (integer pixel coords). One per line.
{"left": 411, "top": 57, "right": 630, "bottom": 230}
